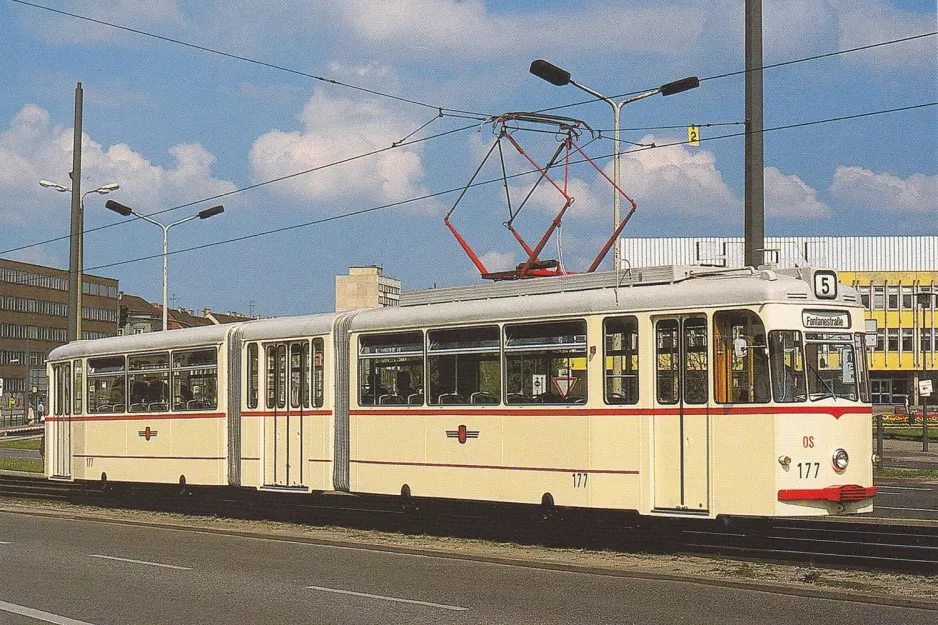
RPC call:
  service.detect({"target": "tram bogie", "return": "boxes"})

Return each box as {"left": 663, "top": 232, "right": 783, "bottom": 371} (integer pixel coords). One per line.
{"left": 44, "top": 266, "right": 876, "bottom": 519}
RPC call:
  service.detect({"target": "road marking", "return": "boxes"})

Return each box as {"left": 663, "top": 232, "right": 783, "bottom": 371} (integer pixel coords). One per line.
{"left": 0, "top": 541, "right": 10, "bottom": 544}
{"left": 876, "top": 485, "right": 932, "bottom": 491}
{"left": 89, "top": 554, "right": 191, "bottom": 570}
{"left": 306, "top": 585, "right": 468, "bottom": 611}
{"left": 0, "top": 600, "right": 99, "bottom": 625}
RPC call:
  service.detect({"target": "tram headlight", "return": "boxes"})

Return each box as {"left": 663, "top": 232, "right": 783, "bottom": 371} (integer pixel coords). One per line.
{"left": 832, "top": 448, "right": 849, "bottom": 472}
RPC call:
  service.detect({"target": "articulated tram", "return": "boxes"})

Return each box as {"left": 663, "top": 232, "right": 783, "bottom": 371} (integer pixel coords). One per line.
{"left": 44, "top": 265, "right": 876, "bottom": 518}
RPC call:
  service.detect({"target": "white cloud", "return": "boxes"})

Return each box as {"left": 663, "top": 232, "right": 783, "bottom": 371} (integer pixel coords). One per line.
{"left": 831, "top": 0, "right": 936, "bottom": 71}
{"left": 763, "top": 0, "right": 836, "bottom": 59}
{"left": 829, "top": 166, "right": 937, "bottom": 213}
{"left": 337, "top": 0, "right": 706, "bottom": 60}
{"left": 477, "top": 249, "right": 517, "bottom": 274}
{"left": 765, "top": 167, "right": 832, "bottom": 219}
{"left": 617, "top": 136, "right": 740, "bottom": 216}
{"left": 0, "top": 104, "right": 236, "bottom": 223}
{"left": 249, "top": 88, "right": 441, "bottom": 213}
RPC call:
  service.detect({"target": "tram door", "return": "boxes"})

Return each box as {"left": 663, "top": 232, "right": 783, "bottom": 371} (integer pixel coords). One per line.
{"left": 263, "top": 343, "right": 306, "bottom": 487}
{"left": 653, "top": 316, "right": 710, "bottom": 512}
{"left": 50, "top": 363, "right": 72, "bottom": 478}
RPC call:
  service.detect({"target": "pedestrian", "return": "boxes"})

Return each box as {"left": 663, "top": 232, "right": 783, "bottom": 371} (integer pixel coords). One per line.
{"left": 27, "top": 404, "right": 35, "bottom": 425}
{"left": 37, "top": 399, "right": 45, "bottom": 423}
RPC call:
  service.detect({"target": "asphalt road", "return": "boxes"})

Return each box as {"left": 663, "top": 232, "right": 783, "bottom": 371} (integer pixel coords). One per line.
{"left": 0, "top": 511, "right": 935, "bottom": 625}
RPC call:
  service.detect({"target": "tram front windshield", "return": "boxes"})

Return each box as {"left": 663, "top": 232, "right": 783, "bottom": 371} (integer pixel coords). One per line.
{"left": 768, "top": 330, "right": 859, "bottom": 402}
{"left": 803, "top": 332, "right": 859, "bottom": 401}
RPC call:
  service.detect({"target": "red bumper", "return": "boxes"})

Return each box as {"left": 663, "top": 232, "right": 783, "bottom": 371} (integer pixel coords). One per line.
{"left": 778, "top": 485, "right": 877, "bottom": 503}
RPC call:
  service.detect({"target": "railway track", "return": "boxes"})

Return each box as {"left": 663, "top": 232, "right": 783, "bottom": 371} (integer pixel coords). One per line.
{"left": 1, "top": 473, "right": 935, "bottom": 574}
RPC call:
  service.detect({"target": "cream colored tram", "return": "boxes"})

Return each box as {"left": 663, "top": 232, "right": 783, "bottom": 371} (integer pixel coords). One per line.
{"left": 45, "top": 266, "right": 875, "bottom": 518}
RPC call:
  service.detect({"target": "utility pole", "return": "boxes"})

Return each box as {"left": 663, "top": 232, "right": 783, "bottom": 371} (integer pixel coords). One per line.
{"left": 744, "top": 0, "right": 765, "bottom": 268}
{"left": 68, "top": 83, "right": 83, "bottom": 342}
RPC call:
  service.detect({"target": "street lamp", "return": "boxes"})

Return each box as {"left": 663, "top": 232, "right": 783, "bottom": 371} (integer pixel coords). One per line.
{"left": 40, "top": 180, "right": 120, "bottom": 341}
{"left": 105, "top": 200, "right": 224, "bottom": 331}
{"left": 918, "top": 291, "right": 932, "bottom": 452}
{"left": 529, "top": 60, "right": 699, "bottom": 269}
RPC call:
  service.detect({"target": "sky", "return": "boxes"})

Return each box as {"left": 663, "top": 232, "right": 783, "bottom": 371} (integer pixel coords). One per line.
{"left": 0, "top": 0, "right": 935, "bottom": 317}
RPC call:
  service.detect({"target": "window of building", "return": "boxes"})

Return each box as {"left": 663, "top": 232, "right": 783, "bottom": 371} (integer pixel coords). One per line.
{"left": 129, "top": 352, "right": 169, "bottom": 412}
{"left": 875, "top": 329, "right": 885, "bottom": 352}
{"left": 603, "top": 316, "right": 639, "bottom": 405}
{"left": 858, "top": 285, "right": 870, "bottom": 310}
{"left": 887, "top": 286, "right": 899, "bottom": 310}
{"left": 902, "top": 286, "right": 914, "bottom": 310}
{"left": 358, "top": 332, "right": 424, "bottom": 406}
{"left": 872, "top": 286, "right": 885, "bottom": 310}
{"left": 87, "top": 356, "right": 126, "bottom": 413}
{"left": 173, "top": 348, "right": 217, "bottom": 410}
{"left": 922, "top": 329, "right": 934, "bottom": 355}
{"left": 870, "top": 378, "right": 891, "bottom": 405}
{"left": 901, "top": 329, "right": 914, "bottom": 353}
{"left": 505, "top": 320, "right": 587, "bottom": 404}
{"left": 427, "top": 326, "right": 500, "bottom": 405}
{"left": 887, "top": 328, "right": 899, "bottom": 352}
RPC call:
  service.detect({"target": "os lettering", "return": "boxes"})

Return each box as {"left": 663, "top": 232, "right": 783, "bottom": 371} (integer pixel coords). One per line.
{"left": 802, "top": 436, "right": 815, "bottom": 448}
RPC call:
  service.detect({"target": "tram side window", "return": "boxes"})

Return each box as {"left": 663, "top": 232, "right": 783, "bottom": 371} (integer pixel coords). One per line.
{"left": 87, "top": 356, "right": 126, "bottom": 413}
{"left": 72, "top": 360, "right": 83, "bottom": 415}
{"left": 505, "top": 320, "right": 587, "bottom": 405}
{"left": 854, "top": 333, "right": 871, "bottom": 403}
{"left": 246, "top": 343, "right": 258, "bottom": 409}
{"left": 266, "top": 345, "right": 286, "bottom": 409}
{"left": 428, "top": 326, "right": 500, "bottom": 405}
{"left": 173, "top": 348, "right": 218, "bottom": 411}
{"left": 684, "top": 319, "right": 709, "bottom": 404}
{"left": 359, "top": 332, "right": 424, "bottom": 406}
{"left": 53, "top": 363, "right": 71, "bottom": 416}
{"left": 604, "top": 316, "right": 639, "bottom": 405}
{"left": 128, "top": 352, "right": 169, "bottom": 412}
{"left": 312, "top": 338, "right": 325, "bottom": 408}
{"left": 290, "top": 341, "right": 310, "bottom": 409}
{"left": 714, "top": 311, "right": 769, "bottom": 403}
{"left": 768, "top": 331, "right": 807, "bottom": 402}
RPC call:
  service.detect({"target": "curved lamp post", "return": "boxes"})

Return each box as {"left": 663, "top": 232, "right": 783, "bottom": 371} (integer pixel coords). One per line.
{"left": 105, "top": 200, "right": 224, "bottom": 331}
{"left": 40, "top": 180, "right": 120, "bottom": 340}
{"left": 529, "top": 60, "right": 699, "bottom": 269}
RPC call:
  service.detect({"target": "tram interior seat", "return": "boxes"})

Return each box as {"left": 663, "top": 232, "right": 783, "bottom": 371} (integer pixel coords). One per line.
{"left": 148, "top": 402, "right": 168, "bottom": 412}
{"left": 407, "top": 393, "right": 423, "bottom": 405}
{"left": 129, "top": 402, "right": 147, "bottom": 413}
{"left": 379, "top": 394, "right": 406, "bottom": 405}
{"left": 438, "top": 393, "right": 465, "bottom": 404}
{"left": 470, "top": 392, "right": 499, "bottom": 404}
{"left": 506, "top": 393, "right": 531, "bottom": 404}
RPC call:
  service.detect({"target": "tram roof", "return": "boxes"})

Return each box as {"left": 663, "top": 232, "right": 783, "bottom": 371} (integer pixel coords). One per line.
{"left": 48, "top": 266, "right": 859, "bottom": 362}
{"left": 350, "top": 267, "right": 853, "bottom": 332}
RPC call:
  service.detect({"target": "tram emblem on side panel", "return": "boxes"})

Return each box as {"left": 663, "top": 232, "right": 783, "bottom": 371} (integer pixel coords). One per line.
{"left": 446, "top": 425, "right": 480, "bottom": 445}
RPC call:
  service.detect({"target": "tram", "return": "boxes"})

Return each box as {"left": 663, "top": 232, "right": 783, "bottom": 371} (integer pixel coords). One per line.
{"left": 44, "top": 265, "right": 876, "bottom": 518}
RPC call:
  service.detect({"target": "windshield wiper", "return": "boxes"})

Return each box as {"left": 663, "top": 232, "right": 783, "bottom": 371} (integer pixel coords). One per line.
{"left": 805, "top": 361, "right": 837, "bottom": 402}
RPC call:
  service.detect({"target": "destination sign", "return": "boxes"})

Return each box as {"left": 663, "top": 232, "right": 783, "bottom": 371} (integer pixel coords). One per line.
{"left": 803, "top": 310, "right": 850, "bottom": 329}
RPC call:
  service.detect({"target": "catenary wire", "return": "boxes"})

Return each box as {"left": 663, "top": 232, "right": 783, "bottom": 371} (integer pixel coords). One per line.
{"left": 534, "top": 31, "right": 937, "bottom": 115}
{"left": 82, "top": 101, "right": 937, "bottom": 273}
{"left": 10, "top": 0, "right": 491, "bottom": 118}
